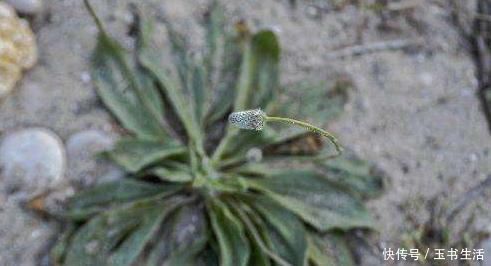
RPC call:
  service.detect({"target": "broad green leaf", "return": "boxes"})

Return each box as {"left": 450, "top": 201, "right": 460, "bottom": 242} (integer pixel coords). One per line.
{"left": 248, "top": 242, "right": 271, "bottom": 266}
{"left": 232, "top": 196, "right": 304, "bottom": 266}
{"left": 50, "top": 224, "right": 76, "bottom": 265}
{"left": 317, "top": 153, "right": 386, "bottom": 199}
{"left": 166, "top": 24, "right": 190, "bottom": 94}
{"left": 191, "top": 63, "right": 206, "bottom": 122}
{"left": 247, "top": 196, "right": 307, "bottom": 266}
{"left": 64, "top": 210, "right": 137, "bottom": 266}
{"left": 137, "top": 13, "right": 204, "bottom": 153}
{"left": 203, "top": 0, "right": 224, "bottom": 87}
{"left": 307, "top": 235, "right": 336, "bottom": 266}
{"left": 151, "top": 167, "right": 193, "bottom": 183}
{"left": 234, "top": 30, "right": 280, "bottom": 111}
{"left": 208, "top": 200, "right": 250, "bottom": 266}
{"left": 308, "top": 232, "right": 355, "bottom": 266}
{"left": 204, "top": 9, "right": 246, "bottom": 125}
{"left": 227, "top": 162, "right": 274, "bottom": 177}
{"left": 66, "top": 179, "right": 183, "bottom": 220}
{"left": 148, "top": 204, "right": 208, "bottom": 266}
{"left": 136, "top": 67, "right": 166, "bottom": 122}
{"left": 205, "top": 24, "right": 243, "bottom": 125}
{"left": 212, "top": 30, "right": 280, "bottom": 163}
{"left": 164, "top": 19, "right": 206, "bottom": 124}
{"left": 90, "top": 20, "right": 168, "bottom": 140}
{"left": 64, "top": 198, "right": 182, "bottom": 266}
{"left": 250, "top": 30, "right": 280, "bottom": 110}
{"left": 227, "top": 201, "right": 271, "bottom": 266}
{"left": 247, "top": 170, "right": 375, "bottom": 231}
{"left": 108, "top": 203, "right": 174, "bottom": 266}
{"left": 105, "top": 138, "right": 186, "bottom": 173}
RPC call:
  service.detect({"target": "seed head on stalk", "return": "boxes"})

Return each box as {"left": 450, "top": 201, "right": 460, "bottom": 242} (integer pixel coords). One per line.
{"left": 229, "top": 109, "right": 343, "bottom": 156}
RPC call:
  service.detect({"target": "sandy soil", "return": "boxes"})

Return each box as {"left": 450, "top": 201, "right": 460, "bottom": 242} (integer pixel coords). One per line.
{"left": 0, "top": 0, "right": 490, "bottom": 265}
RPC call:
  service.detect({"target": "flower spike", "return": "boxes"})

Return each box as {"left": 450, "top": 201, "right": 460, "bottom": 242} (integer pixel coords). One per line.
{"left": 228, "top": 109, "right": 266, "bottom": 130}
{"left": 229, "top": 109, "right": 343, "bottom": 156}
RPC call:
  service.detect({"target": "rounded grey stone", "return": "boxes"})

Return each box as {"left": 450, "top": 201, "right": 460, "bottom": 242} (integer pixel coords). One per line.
{"left": 66, "top": 129, "right": 123, "bottom": 187}
{"left": 0, "top": 128, "right": 65, "bottom": 196}
{"left": 246, "top": 147, "right": 263, "bottom": 163}
{"left": 5, "top": 0, "right": 43, "bottom": 15}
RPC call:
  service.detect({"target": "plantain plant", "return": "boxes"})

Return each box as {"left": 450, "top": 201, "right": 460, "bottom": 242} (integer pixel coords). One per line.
{"left": 50, "top": 1, "right": 387, "bottom": 265}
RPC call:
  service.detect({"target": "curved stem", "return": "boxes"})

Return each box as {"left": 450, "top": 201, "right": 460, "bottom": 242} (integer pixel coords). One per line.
{"left": 83, "top": 0, "right": 106, "bottom": 35}
{"left": 265, "top": 116, "right": 343, "bottom": 156}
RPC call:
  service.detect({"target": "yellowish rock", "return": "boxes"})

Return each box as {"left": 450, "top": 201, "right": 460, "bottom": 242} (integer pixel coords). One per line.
{"left": 0, "top": 2, "right": 37, "bottom": 98}
{"left": 0, "top": 61, "right": 21, "bottom": 98}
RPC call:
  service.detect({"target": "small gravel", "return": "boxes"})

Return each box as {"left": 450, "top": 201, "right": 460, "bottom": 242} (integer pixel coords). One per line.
{"left": 5, "top": 0, "right": 43, "bottom": 15}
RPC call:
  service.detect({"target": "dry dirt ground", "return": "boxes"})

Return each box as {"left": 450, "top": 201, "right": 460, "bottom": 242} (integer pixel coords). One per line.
{"left": 0, "top": 0, "right": 490, "bottom": 265}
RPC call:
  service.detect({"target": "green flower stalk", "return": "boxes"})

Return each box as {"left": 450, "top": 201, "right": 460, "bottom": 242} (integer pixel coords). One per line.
{"left": 228, "top": 109, "right": 343, "bottom": 156}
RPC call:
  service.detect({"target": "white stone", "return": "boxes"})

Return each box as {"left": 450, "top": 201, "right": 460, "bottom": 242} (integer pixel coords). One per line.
{"left": 305, "top": 5, "right": 320, "bottom": 19}
{"left": 80, "top": 71, "right": 91, "bottom": 84}
{"left": 5, "top": 0, "right": 43, "bottom": 15}
{"left": 66, "top": 130, "right": 114, "bottom": 158}
{"left": 246, "top": 147, "right": 263, "bottom": 163}
{"left": 419, "top": 73, "right": 433, "bottom": 86}
{"left": 0, "top": 128, "right": 65, "bottom": 196}
{"left": 66, "top": 130, "right": 123, "bottom": 187}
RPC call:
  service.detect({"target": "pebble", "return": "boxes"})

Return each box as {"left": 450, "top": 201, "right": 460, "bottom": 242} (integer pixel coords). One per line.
{"left": 0, "top": 128, "right": 65, "bottom": 197}
{"left": 268, "top": 25, "right": 282, "bottom": 34}
{"left": 419, "top": 73, "right": 434, "bottom": 86}
{"left": 80, "top": 71, "right": 91, "bottom": 84}
{"left": 66, "top": 130, "right": 123, "bottom": 188}
{"left": 305, "top": 5, "right": 321, "bottom": 19}
{"left": 5, "top": 0, "right": 43, "bottom": 15}
{"left": 246, "top": 147, "right": 263, "bottom": 163}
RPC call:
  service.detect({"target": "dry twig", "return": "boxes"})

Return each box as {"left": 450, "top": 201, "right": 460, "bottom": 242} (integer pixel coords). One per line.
{"left": 325, "top": 38, "right": 424, "bottom": 60}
